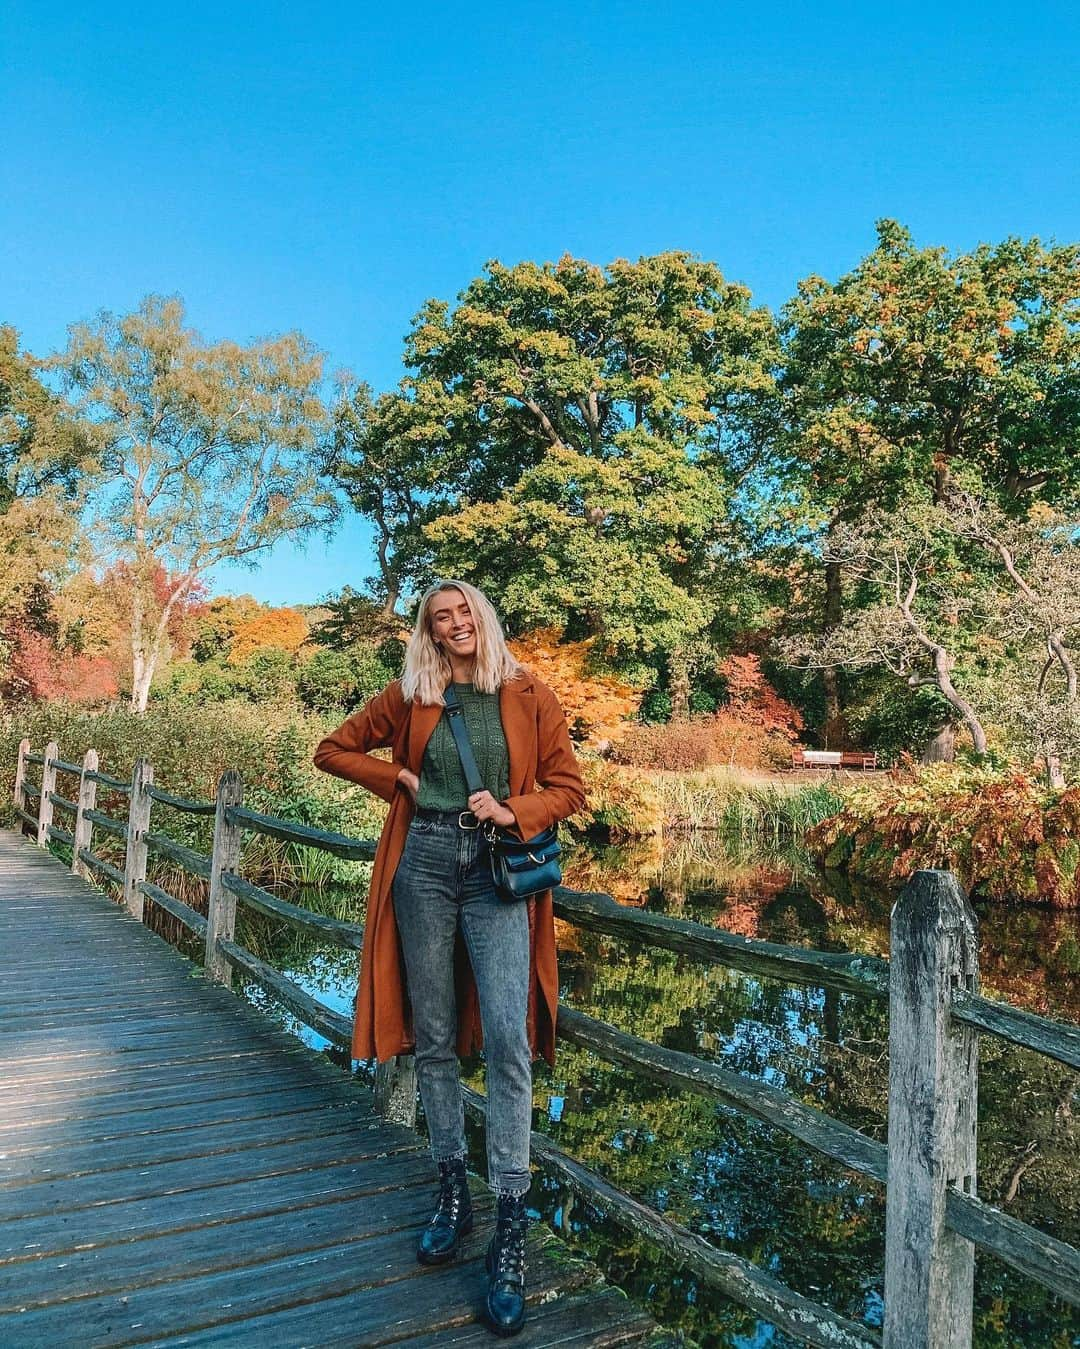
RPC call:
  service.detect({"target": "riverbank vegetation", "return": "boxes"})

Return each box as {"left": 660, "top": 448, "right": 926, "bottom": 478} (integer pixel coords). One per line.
{"left": 3, "top": 221, "right": 1079, "bottom": 900}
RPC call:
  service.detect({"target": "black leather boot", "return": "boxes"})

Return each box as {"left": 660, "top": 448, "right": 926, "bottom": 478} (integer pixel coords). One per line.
{"left": 417, "top": 1157, "right": 473, "bottom": 1265}
{"left": 484, "top": 1192, "right": 528, "bottom": 1336}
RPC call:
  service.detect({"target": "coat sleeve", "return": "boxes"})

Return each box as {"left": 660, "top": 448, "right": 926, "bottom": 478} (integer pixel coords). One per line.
{"left": 503, "top": 684, "right": 587, "bottom": 841}
{"left": 312, "top": 680, "right": 405, "bottom": 804}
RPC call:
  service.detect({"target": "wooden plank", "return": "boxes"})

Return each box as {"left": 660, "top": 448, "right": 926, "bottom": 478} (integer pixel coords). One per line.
{"left": 884, "top": 870, "right": 977, "bottom": 1349}
{"left": 2, "top": 1018, "right": 303, "bottom": 1061}
{"left": 126, "top": 1229, "right": 593, "bottom": 1347}
{"left": 0, "top": 1151, "right": 435, "bottom": 1263}
{"left": 36, "top": 739, "right": 58, "bottom": 845}
{"left": 146, "top": 784, "right": 216, "bottom": 815}
{"left": 226, "top": 804, "right": 377, "bottom": 861}
{"left": 0, "top": 1103, "right": 389, "bottom": 1187}
{"left": 138, "top": 879, "right": 208, "bottom": 937}
{"left": 216, "top": 938, "right": 353, "bottom": 1048}
{"left": 0, "top": 1093, "right": 375, "bottom": 1160}
{"left": 146, "top": 831, "right": 212, "bottom": 879}
{"left": 1, "top": 1056, "right": 330, "bottom": 1114}
{"left": 85, "top": 767, "right": 132, "bottom": 792}
{"left": 0, "top": 1129, "right": 424, "bottom": 1222}
{"left": 2, "top": 1180, "right": 464, "bottom": 1314}
{"left": 84, "top": 807, "right": 128, "bottom": 836}
{"left": 0, "top": 1063, "right": 367, "bottom": 1130}
{"left": 952, "top": 988, "right": 1080, "bottom": 1071}
{"left": 72, "top": 748, "right": 100, "bottom": 880}
{"left": 553, "top": 887, "right": 890, "bottom": 999}
{"left": 221, "top": 871, "right": 365, "bottom": 949}
{"left": 0, "top": 1039, "right": 309, "bottom": 1085}
{"left": 394, "top": 1288, "right": 660, "bottom": 1347}
{"left": 946, "top": 1189, "right": 1080, "bottom": 1308}
{"left": 558, "top": 1004, "right": 887, "bottom": 1183}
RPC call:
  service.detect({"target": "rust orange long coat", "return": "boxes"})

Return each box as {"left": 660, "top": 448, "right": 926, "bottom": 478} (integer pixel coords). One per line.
{"left": 312, "top": 669, "right": 586, "bottom": 1067}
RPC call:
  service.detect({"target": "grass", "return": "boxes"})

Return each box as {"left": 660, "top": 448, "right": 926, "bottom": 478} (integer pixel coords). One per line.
{"left": 651, "top": 765, "right": 846, "bottom": 840}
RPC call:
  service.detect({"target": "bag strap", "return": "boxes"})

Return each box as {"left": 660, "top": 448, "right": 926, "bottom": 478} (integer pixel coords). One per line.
{"left": 442, "top": 684, "right": 486, "bottom": 797}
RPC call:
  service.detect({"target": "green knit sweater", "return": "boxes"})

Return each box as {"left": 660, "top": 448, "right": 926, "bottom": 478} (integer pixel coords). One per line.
{"left": 414, "top": 683, "right": 511, "bottom": 810}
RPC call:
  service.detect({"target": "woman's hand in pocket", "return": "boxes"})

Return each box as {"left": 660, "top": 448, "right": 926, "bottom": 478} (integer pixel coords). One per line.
{"left": 396, "top": 768, "right": 420, "bottom": 802}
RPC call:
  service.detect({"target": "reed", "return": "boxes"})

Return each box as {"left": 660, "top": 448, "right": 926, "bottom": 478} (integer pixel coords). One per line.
{"left": 652, "top": 765, "right": 845, "bottom": 839}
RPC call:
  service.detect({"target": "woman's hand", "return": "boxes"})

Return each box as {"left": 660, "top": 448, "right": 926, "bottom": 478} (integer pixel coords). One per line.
{"left": 467, "top": 790, "right": 516, "bottom": 829}
{"left": 396, "top": 768, "right": 420, "bottom": 802}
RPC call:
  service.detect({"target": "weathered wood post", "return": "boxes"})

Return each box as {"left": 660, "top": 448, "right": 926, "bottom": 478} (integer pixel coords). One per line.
{"left": 71, "top": 749, "right": 99, "bottom": 879}
{"left": 36, "top": 740, "right": 59, "bottom": 847}
{"left": 374, "top": 1055, "right": 418, "bottom": 1128}
{"left": 884, "top": 869, "right": 979, "bottom": 1349}
{"left": 205, "top": 770, "right": 244, "bottom": 985}
{"left": 13, "top": 737, "right": 30, "bottom": 830}
{"left": 123, "top": 758, "right": 154, "bottom": 918}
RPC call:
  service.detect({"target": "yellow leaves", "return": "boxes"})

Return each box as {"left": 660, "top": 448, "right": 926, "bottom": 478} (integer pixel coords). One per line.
{"left": 507, "top": 627, "right": 641, "bottom": 746}
{"left": 227, "top": 607, "right": 309, "bottom": 664}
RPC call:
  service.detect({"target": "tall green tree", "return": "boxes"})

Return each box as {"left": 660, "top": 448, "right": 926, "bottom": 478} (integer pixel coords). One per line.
{"left": 343, "top": 252, "right": 777, "bottom": 685}
{"left": 778, "top": 220, "right": 1080, "bottom": 740}
{"left": 0, "top": 325, "right": 95, "bottom": 619}
{"left": 58, "top": 296, "right": 335, "bottom": 711}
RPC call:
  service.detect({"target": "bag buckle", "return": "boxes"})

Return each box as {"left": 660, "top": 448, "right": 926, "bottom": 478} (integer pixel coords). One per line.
{"left": 458, "top": 810, "right": 481, "bottom": 830}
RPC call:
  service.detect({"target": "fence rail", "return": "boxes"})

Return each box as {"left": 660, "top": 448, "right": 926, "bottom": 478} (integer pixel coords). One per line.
{"left": 10, "top": 736, "right": 1079, "bottom": 1349}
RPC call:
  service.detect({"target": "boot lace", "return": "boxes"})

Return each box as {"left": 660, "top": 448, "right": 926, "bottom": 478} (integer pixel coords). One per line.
{"left": 494, "top": 1212, "right": 527, "bottom": 1281}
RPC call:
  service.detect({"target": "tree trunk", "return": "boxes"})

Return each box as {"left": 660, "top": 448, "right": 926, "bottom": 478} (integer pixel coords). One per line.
{"left": 131, "top": 654, "right": 156, "bottom": 713}
{"left": 933, "top": 651, "right": 988, "bottom": 758}
{"left": 1045, "top": 749, "right": 1066, "bottom": 791}
{"left": 822, "top": 554, "right": 846, "bottom": 747}
{"left": 669, "top": 648, "right": 690, "bottom": 720}
{"left": 921, "top": 722, "right": 958, "bottom": 764}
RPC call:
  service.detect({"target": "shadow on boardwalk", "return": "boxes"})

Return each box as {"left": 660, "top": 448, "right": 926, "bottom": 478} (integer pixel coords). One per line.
{"left": 0, "top": 830, "right": 666, "bottom": 1346}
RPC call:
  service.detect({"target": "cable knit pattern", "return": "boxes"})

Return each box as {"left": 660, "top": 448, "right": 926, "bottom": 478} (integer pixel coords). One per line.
{"left": 414, "top": 683, "right": 511, "bottom": 810}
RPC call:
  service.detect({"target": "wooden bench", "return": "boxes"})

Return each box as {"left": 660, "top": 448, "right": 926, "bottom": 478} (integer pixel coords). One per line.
{"left": 791, "top": 748, "right": 878, "bottom": 771}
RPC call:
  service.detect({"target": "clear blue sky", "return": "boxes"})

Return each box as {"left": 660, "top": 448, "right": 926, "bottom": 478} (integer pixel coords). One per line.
{"left": 3, "top": 0, "right": 1078, "bottom": 606}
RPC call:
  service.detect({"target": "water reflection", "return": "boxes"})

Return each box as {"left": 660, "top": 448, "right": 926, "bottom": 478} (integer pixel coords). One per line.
{"left": 234, "top": 833, "right": 1080, "bottom": 1348}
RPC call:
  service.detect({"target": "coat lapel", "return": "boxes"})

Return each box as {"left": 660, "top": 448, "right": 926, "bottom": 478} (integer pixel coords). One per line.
{"left": 500, "top": 674, "right": 537, "bottom": 796}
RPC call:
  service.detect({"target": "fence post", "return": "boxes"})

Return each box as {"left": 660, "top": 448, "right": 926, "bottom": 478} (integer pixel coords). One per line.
{"left": 71, "top": 749, "right": 99, "bottom": 879}
{"left": 374, "top": 1056, "right": 418, "bottom": 1128}
{"left": 36, "top": 740, "right": 59, "bottom": 847}
{"left": 13, "top": 737, "right": 30, "bottom": 830}
{"left": 884, "top": 869, "right": 979, "bottom": 1349}
{"left": 123, "top": 758, "right": 154, "bottom": 918}
{"left": 205, "top": 770, "right": 244, "bottom": 985}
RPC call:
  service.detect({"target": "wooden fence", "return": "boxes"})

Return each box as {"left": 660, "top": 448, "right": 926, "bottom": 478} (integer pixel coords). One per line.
{"left": 11, "top": 738, "right": 1080, "bottom": 1349}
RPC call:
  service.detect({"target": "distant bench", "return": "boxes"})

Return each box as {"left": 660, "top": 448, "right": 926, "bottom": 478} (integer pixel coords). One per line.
{"left": 791, "top": 748, "right": 878, "bottom": 771}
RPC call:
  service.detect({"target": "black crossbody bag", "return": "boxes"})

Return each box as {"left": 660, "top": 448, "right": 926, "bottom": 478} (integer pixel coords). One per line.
{"left": 441, "top": 684, "right": 561, "bottom": 902}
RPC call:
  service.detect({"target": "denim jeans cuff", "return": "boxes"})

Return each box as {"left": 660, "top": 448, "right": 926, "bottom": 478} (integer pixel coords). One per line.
{"left": 492, "top": 1175, "right": 531, "bottom": 1198}
{"left": 433, "top": 1146, "right": 468, "bottom": 1166}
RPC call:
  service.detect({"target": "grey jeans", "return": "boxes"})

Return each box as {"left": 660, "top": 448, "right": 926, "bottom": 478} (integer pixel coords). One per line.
{"left": 391, "top": 813, "right": 533, "bottom": 1196}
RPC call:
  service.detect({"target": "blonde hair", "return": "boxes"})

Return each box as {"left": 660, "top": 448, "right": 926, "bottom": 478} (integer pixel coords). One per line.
{"left": 400, "top": 579, "right": 523, "bottom": 706}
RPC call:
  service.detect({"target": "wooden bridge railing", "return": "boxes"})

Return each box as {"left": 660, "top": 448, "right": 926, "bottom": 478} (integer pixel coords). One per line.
{"left": 10, "top": 738, "right": 1080, "bottom": 1349}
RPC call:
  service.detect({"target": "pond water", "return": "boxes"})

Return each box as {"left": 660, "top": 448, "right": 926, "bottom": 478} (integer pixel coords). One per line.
{"left": 233, "top": 834, "right": 1080, "bottom": 1349}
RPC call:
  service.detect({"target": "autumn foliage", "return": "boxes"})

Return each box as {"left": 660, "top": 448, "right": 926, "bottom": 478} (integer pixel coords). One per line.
{"left": 227, "top": 608, "right": 310, "bottom": 664}
{"left": 2, "top": 623, "right": 119, "bottom": 704}
{"left": 810, "top": 766, "right": 1080, "bottom": 908}
{"left": 613, "top": 654, "right": 804, "bottom": 771}
{"left": 507, "top": 628, "right": 640, "bottom": 745}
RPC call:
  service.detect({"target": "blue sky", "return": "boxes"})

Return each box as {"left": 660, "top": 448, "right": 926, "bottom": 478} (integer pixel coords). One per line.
{"left": 3, "top": 0, "right": 1078, "bottom": 606}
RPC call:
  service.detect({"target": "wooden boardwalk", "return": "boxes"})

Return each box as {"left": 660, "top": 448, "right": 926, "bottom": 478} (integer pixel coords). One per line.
{"left": 0, "top": 830, "right": 663, "bottom": 1347}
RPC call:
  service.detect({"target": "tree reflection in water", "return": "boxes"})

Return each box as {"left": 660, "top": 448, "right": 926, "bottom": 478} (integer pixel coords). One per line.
{"left": 235, "top": 833, "right": 1080, "bottom": 1348}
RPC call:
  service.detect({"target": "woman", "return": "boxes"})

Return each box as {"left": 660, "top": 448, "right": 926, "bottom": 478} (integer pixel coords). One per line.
{"left": 313, "top": 579, "right": 586, "bottom": 1337}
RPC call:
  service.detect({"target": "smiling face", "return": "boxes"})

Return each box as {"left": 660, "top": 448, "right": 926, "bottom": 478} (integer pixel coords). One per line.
{"left": 427, "top": 587, "right": 477, "bottom": 663}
